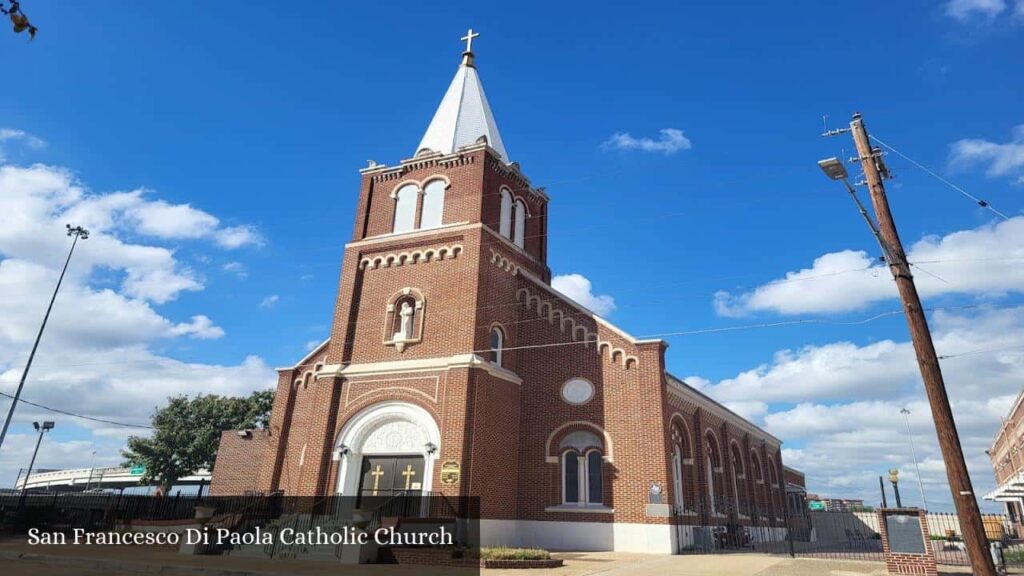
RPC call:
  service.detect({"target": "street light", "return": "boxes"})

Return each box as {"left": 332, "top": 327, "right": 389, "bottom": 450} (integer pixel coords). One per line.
{"left": 817, "top": 158, "right": 892, "bottom": 263}
{"left": 0, "top": 225, "right": 88, "bottom": 453}
{"left": 817, "top": 157, "right": 849, "bottom": 181}
{"left": 889, "top": 468, "right": 903, "bottom": 508}
{"left": 901, "top": 408, "right": 929, "bottom": 511}
{"left": 21, "top": 421, "right": 55, "bottom": 493}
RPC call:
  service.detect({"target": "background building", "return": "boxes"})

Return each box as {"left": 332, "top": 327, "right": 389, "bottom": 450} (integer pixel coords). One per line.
{"left": 985, "top": 388, "right": 1024, "bottom": 526}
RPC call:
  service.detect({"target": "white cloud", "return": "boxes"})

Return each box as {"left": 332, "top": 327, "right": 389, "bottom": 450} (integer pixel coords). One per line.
{"left": 0, "top": 157, "right": 276, "bottom": 487}
{"left": 715, "top": 216, "right": 1024, "bottom": 316}
{"left": 950, "top": 124, "right": 1024, "bottom": 180}
{"left": 688, "top": 306, "right": 1024, "bottom": 511}
{"left": 126, "top": 198, "right": 221, "bottom": 239}
{"left": 167, "top": 315, "right": 225, "bottom": 339}
{"left": 0, "top": 128, "right": 45, "bottom": 161}
{"left": 945, "top": 0, "right": 1007, "bottom": 21}
{"left": 260, "top": 294, "right": 280, "bottom": 309}
{"left": 214, "top": 225, "right": 264, "bottom": 249}
{"left": 602, "top": 128, "right": 692, "bottom": 155}
{"left": 222, "top": 261, "right": 248, "bottom": 278}
{"left": 551, "top": 273, "right": 617, "bottom": 316}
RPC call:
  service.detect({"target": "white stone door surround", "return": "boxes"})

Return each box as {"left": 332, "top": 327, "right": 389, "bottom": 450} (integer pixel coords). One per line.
{"left": 334, "top": 401, "right": 441, "bottom": 496}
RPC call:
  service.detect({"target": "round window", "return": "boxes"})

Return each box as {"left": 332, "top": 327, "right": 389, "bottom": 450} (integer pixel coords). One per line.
{"left": 561, "top": 378, "right": 595, "bottom": 405}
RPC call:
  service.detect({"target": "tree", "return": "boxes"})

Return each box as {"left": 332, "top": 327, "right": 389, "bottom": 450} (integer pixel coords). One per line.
{"left": 1, "top": 1, "right": 37, "bottom": 40}
{"left": 122, "top": 389, "right": 274, "bottom": 494}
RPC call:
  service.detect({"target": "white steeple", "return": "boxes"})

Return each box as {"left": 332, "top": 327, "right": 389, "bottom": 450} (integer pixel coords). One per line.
{"left": 415, "top": 30, "right": 509, "bottom": 162}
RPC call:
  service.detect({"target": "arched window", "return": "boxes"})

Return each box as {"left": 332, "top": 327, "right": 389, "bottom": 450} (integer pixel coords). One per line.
{"left": 731, "top": 443, "right": 747, "bottom": 517}
{"left": 420, "top": 180, "right": 445, "bottom": 229}
{"left": 670, "top": 421, "right": 694, "bottom": 513}
{"left": 563, "top": 450, "right": 580, "bottom": 504}
{"left": 750, "top": 451, "right": 766, "bottom": 518}
{"left": 586, "top": 450, "right": 603, "bottom": 504}
{"left": 393, "top": 184, "right": 418, "bottom": 234}
{"left": 489, "top": 326, "right": 504, "bottom": 366}
{"left": 672, "top": 445, "right": 685, "bottom": 511}
{"left": 499, "top": 189, "right": 513, "bottom": 238}
{"left": 768, "top": 456, "right": 782, "bottom": 518}
{"left": 558, "top": 430, "right": 604, "bottom": 506}
{"left": 513, "top": 199, "right": 526, "bottom": 248}
{"left": 705, "top": 432, "right": 723, "bottom": 516}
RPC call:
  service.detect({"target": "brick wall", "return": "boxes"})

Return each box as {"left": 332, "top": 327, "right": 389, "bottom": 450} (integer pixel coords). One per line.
{"left": 209, "top": 430, "right": 270, "bottom": 496}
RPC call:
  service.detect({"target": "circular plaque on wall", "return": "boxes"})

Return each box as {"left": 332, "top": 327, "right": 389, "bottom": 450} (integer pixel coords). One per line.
{"left": 561, "top": 378, "right": 595, "bottom": 405}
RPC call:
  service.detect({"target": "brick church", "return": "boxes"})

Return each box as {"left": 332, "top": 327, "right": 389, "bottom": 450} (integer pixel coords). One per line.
{"left": 211, "top": 32, "right": 793, "bottom": 554}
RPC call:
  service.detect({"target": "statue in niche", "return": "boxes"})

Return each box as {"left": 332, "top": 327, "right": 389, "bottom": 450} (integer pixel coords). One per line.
{"left": 395, "top": 301, "right": 414, "bottom": 341}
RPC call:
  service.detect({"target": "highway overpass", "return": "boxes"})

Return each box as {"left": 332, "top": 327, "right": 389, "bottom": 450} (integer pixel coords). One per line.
{"left": 15, "top": 466, "right": 211, "bottom": 492}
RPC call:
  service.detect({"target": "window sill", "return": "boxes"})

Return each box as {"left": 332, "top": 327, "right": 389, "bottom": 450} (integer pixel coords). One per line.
{"left": 545, "top": 505, "right": 614, "bottom": 514}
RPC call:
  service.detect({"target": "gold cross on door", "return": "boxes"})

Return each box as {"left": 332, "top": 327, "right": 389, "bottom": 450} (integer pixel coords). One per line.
{"left": 401, "top": 464, "right": 417, "bottom": 490}
{"left": 370, "top": 464, "right": 385, "bottom": 496}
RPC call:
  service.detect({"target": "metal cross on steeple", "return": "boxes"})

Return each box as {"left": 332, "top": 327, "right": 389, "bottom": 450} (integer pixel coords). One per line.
{"left": 461, "top": 28, "right": 480, "bottom": 53}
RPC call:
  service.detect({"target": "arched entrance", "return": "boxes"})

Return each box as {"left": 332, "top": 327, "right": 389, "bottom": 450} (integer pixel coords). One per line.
{"left": 333, "top": 402, "right": 441, "bottom": 504}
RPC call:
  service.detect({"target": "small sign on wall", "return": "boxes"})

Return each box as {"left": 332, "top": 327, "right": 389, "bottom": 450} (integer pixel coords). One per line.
{"left": 440, "top": 461, "right": 460, "bottom": 485}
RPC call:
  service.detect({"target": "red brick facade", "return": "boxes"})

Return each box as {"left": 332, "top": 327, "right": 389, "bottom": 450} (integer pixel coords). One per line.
{"left": 210, "top": 53, "right": 791, "bottom": 552}
{"left": 209, "top": 430, "right": 270, "bottom": 495}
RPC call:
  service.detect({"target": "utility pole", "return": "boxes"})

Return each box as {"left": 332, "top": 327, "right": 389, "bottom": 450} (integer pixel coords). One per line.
{"left": 0, "top": 225, "right": 88, "bottom": 453}
{"left": 849, "top": 113, "right": 996, "bottom": 576}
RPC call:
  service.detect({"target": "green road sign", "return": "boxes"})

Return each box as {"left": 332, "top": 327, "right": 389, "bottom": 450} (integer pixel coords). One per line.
{"left": 808, "top": 500, "right": 826, "bottom": 511}
{"left": 129, "top": 465, "right": 145, "bottom": 475}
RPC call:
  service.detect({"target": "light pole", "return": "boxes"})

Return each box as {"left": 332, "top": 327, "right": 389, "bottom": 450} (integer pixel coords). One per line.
{"left": 889, "top": 468, "right": 903, "bottom": 508}
{"left": 85, "top": 450, "right": 97, "bottom": 491}
{"left": 20, "top": 421, "right": 55, "bottom": 495}
{"left": 0, "top": 225, "right": 88, "bottom": 453}
{"left": 901, "top": 408, "right": 929, "bottom": 510}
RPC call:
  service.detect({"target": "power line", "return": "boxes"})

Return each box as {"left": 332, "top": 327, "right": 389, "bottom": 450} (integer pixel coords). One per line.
{"left": 462, "top": 304, "right": 984, "bottom": 355}
{"left": 3, "top": 311, "right": 1015, "bottom": 429}
{"left": 937, "top": 344, "right": 1024, "bottom": 361}
{"left": 0, "top": 391, "right": 153, "bottom": 430}
{"left": 869, "top": 134, "right": 1011, "bottom": 221}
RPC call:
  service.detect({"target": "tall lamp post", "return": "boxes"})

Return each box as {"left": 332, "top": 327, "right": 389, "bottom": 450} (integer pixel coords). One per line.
{"left": 19, "top": 421, "right": 55, "bottom": 506}
{"left": 0, "top": 225, "right": 88, "bottom": 452}
{"left": 889, "top": 468, "right": 903, "bottom": 508}
{"left": 901, "top": 408, "right": 929, "bottom": 510}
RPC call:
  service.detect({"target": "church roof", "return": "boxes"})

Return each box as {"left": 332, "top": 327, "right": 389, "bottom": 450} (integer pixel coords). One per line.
{"left": 416, "top": 49, "right": 509, "bottom": 162}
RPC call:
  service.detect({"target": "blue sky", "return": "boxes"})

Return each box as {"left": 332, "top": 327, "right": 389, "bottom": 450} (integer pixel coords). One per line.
{"left": 1, "top": 1, "right": 1023, "bottom": 511}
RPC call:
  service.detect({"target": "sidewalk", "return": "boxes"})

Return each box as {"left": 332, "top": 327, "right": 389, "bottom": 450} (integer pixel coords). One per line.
{"left": 0, "top": 540, "right": 1011, "bottom": 576}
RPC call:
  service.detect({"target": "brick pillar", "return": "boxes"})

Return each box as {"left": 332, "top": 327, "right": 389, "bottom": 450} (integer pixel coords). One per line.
{"left": 692, "top": 409, "right": 707, "bottom": 521}
{"left": 294, "top": 376, "right": 343, "bottom": 496}
{"left": 256, "top": 371, "right": 297, "bottom": 493}
{"left": 878, "top": 508, "right": 938, "bottom": 575}
{"left": 721, "top": 422, "right": 736, "bottom": 517}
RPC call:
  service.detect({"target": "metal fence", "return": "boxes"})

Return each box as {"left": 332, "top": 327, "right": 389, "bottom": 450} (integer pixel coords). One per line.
{"left": 672, "top": 502, "right": 1024, "bottom": 568}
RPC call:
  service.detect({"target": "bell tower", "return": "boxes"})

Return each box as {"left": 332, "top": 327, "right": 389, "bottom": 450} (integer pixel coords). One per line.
{"left": 267, "top": 32, "right": 548, "bottom": 498}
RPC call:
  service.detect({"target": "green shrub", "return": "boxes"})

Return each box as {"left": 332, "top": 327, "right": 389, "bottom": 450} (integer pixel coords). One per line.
{"left": 477, "top": 546, "right": 551, "bottom": 561}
